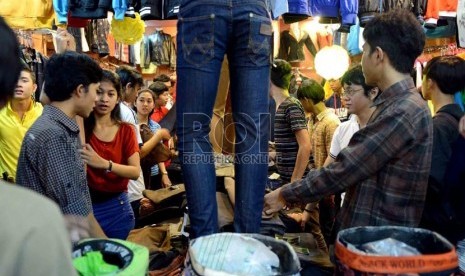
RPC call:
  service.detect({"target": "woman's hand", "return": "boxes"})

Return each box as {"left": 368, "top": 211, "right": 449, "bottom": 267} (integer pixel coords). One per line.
{"left": 161, "top": 174, "right": 172, "bottom": 188}
{"left": 156, "top": 128, "right": 171, "bottom": 141}
{"left": 79, "top": 144, "right": 108, "bottom": 169}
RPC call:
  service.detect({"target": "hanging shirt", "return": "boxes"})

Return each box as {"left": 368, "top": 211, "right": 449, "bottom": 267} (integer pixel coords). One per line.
{"left": 278, "top": 30, "right": 317, "bottom": 62}
{"left": 0, "top": 0, "right": 55, "bottom": 29}
{"left": 143, "top": 30, "right": 177, "bottom": 70}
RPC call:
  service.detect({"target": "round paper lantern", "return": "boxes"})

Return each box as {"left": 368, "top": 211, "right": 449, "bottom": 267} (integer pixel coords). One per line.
{"left": 314, "top": 45, "right": 350, "bottom": 80}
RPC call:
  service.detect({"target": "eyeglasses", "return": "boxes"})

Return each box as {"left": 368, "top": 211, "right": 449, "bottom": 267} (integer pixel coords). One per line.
{"left": 341, "top": 87, "right": 364, "bottom": 97}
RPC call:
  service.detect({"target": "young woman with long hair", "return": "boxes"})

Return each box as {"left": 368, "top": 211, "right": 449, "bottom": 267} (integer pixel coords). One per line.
{"left": 134, "top": 88, "right": 172, "bottom": 190}
{"left": 81, "top": 70, "right": 140, "bottom": 239}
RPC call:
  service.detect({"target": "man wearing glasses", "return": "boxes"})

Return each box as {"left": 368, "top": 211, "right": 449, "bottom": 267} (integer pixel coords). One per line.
{"left": 264, "top": 9, "right": 432, "bottom": 243}
{"left": 324, "top": 65, "right": 379, "bottom": 167}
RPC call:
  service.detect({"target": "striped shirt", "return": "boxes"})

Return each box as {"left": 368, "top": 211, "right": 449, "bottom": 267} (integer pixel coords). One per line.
{"left": 281, "top": 78, "right": 433, "bottom": 231}
{"left": 16, "top": 105, "right": 92, "bottom": 216}
{"left": 274, "top": 97, "right": 308, "bottom": 182}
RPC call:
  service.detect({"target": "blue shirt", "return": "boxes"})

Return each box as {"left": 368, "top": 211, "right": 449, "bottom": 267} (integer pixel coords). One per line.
{"left": 148, "top": 119, "right": 161, "bottom": 176}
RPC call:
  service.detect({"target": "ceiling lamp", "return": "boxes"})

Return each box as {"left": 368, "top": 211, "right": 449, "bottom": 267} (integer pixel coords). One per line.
{"left": 314, "top": 45, "right": 350, "bottom": 80}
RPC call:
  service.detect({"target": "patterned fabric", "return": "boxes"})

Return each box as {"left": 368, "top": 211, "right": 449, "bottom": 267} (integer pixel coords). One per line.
{"left": 67, "top": 27, "right": 83, "bottom": 52}
{"left": 312, "top": 109, "right": 340, "bottom": 168}
{"left": 281, "top": 78, "right": 433, "bottom": 231}
{"left": 148, "top": 119, "right": 161, "bottom": 176}
{"left": 16, "top": 105, "right": 92, "bottom": 216}
{"left": 87, "top": 19, "right": 109, "bottom": 55}
{"left": 274, "top": 97, "right": 308, "bottom": 182}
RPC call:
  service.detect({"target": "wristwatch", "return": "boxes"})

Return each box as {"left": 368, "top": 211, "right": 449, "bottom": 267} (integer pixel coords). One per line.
{"left": 106, "top": 160, "right": 113, "bottom": 173}
{"left": 161, "top": 171, "right": 168, "bottom": 175}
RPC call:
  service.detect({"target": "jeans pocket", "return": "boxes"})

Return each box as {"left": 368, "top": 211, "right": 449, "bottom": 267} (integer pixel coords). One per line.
{"left": 180, "top": 14, "right": 215, "bottom": 67}
{"left": 247, "top": 13, "right": 272, "bottom": 66}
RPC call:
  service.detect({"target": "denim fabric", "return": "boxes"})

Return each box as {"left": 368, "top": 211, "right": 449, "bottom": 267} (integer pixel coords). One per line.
{"left": 176, "top": 0, "right": 272, "bottom": 238}
{"left": 93, "top": 192, "right": 135, "bottom": 239}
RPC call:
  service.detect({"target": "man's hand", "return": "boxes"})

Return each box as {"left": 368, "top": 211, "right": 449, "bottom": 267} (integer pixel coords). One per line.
{"left": 64, "top": 215, "right": 90, "bottom": 244}
{"left": 263, "top": 187, "right": 287, "bottom": 215}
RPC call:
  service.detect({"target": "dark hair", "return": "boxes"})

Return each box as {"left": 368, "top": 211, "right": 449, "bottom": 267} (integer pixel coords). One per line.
{"left": 133, "top": 88, "right": 157, "bottom": 118}
{"left": 363, "top": 9, "right": 425, "bottom": 74}
{"left": 102, "top": 70, "right": 122, "bottom": 98}
{"left": 0, "top": 16, "right": 22, "bottom": 107}
{"left": 101, "top": 70, "right": 122, "bottom": 121}
{"left": 297, "top": 79, "right": 325, "bottom": 103}
{"left": 271, "top": 59, "right": 292, "bottom": 89}
{"left": 44, "top": 52, "right": 102, "bottom": 102}
{"left": 153, "top": 74, "right": 170, "bottom": 83}
{"left": 84, "top": 70, "right": 123, "bottom": 142}
{"left": 341, "top": 65, "right": 375, "bottom": 97}
{"left": 423, "top": 55, "right": 465, "bottom": 95}
{"left": 21, "top": 64, "right": 36, "bottom": 84}
{"left": 148, "top": 81, "right": 168, "bottom": 96}
{"left": 116, "top": 65, "right": 143, "bottom": 89}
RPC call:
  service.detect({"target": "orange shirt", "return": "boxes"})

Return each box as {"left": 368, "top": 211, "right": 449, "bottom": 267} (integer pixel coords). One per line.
{"left": 87, "top": 123, "right": 139, "bottom": 193}
{"left": 425, "top": 0, "right": 457, "bottom": 19}
{"left": 150, "top": 106, "right": 169, "bottom": 123}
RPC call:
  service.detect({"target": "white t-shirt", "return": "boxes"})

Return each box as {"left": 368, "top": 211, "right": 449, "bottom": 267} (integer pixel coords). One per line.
{"left": 329, "top": 114, "right": 359, "bottom": 159}
{"left": 119, "top": 102, "right": 145, "bottom": 202}
{"left": 119, "top": 102, "right": 143, "bottom": 145}
{"left": 329, "top": 114, "right": 359, "bottom": 207}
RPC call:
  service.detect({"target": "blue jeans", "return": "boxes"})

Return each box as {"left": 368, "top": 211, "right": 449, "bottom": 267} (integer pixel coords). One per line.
{"left": 176, "top": 0, "right": 272, "bottom": 238}
{"left": 93, "top": 192, "right": 135, "bottom": 239}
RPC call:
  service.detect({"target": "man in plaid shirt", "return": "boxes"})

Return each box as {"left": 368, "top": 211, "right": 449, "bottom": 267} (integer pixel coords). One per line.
{"left": 264, "top": 9, "right": 433, "bottom": 238}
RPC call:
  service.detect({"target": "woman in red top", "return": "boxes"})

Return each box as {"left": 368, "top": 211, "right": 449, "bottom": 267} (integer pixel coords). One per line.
{"left": 81, "top": 70, "right": 140, "bottom": 239}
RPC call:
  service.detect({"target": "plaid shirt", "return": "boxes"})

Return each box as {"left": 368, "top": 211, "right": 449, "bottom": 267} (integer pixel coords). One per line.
{"left": 281, "top": 78, "right": 433, "bottom": 230}
{"left": 16, "top": 105, "right": 92, "bottom": 216}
